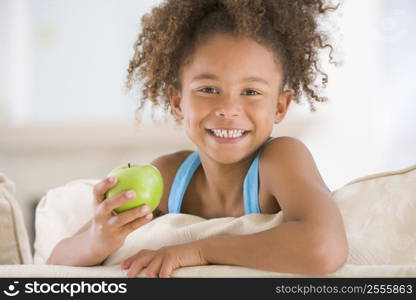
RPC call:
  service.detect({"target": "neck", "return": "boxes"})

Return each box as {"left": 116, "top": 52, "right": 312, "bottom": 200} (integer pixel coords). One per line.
{"left": 196, "top": 151, "right": 256, "bottom": 207}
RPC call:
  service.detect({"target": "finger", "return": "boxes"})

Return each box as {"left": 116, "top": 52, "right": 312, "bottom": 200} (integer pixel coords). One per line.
{"left": 121, "top": 212, "right": 153, "bottom": 235}
{"left": 110, "top": 205, "right": 151, "bottom": 228}
{"left": 145, "top": 255, "right": 164, "bottom": 278}
{"left": 93, "top": 177, "right": 117, "bottom": 204}
{"left": 120, "top": 257, "right": 134, "bottom": 270}
{"left": 127, "top": 253, "right": 154, "bottom": 278}
{"left": 100, "top": 190, "right": 136, "bottom": 215}
{"left": 159, "top": 259, "right": 174, "bottom": 278}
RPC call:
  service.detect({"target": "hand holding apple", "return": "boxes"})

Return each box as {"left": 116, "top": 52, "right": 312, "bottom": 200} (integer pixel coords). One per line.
{"left": 104, "top": 163, "right": 164, "bottom": 213}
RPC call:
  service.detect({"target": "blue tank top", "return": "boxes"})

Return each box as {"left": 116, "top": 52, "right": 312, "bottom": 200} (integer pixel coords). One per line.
{"left": 168, "top": 137, "right": 274, "bottom": 214}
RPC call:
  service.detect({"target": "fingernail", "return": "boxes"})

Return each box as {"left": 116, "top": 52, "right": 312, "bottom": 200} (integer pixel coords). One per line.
{"left": 141, "top": 205, "right": 150, "bottom": 213}
{"left": 125, "top": 190, "right": 136, "bottom": 198}
{"left": 108, "top": 176, "right": 116, "bottom": 183}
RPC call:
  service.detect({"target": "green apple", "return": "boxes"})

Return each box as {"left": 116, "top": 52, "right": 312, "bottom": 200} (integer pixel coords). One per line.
{"left": 104, "top": 163, "right": 163, "bottom": 213}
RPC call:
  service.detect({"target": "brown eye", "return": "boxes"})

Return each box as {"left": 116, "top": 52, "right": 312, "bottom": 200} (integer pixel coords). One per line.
{"left": 244, "top": 89, "right": 260, "bottom": 96}
{"left": 200, "top": 87, "right": 218, "bottom": 94}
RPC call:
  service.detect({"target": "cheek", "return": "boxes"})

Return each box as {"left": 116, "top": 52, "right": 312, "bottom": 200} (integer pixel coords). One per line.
{"left": 247, "top": 101, "right": 277, "bottom": 120}
{"left": 181, "top": 100, "right": 209, "bottom": 131}
{"left": 186, "top": 100, "right": 210, "bottom": 120}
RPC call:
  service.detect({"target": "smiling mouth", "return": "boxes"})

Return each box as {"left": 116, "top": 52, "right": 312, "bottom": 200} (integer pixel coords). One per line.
{"left": 205, "top": 128, "right": 250, "bottom": 139}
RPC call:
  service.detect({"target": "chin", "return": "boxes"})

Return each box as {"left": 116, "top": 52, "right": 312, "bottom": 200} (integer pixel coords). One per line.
{"left": 204, "top": 149, "right": 253, "bottom": 165}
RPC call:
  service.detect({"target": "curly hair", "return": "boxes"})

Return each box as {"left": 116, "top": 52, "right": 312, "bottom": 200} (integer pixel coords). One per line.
{"left": 126, "top": 0, "right": 339, "bottom": 124}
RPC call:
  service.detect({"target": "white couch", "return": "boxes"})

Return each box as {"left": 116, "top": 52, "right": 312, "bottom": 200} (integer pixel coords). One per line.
{"left": 1, "top": 164, "right": 416, "bottom": 278}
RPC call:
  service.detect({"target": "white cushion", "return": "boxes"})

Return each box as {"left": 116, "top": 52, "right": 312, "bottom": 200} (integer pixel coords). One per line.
{"left": 0, "top": 173, "right": 32, "bottom": 264}
{"left": 33, "top": 165, "right": 416, "bottom": 277}
{"left": 333, "top": 164, "right": 416, "bottom": 265}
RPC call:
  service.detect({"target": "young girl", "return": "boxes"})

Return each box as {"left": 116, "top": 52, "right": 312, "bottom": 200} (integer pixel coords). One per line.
{"left": 47, "top": 0, "right": 348, "bottom": 278}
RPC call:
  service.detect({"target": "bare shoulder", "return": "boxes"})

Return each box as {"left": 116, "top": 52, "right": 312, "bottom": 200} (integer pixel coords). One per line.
{"left": 260, "top": 136, "right": 332, "bottom": 221}
{"left": 150, "top": 150, "right": 194, "bottom": 216}
{"left": 261, "top": 136, "right": 322, "bottom": 178}
{"left": 263, "top": 135, "right": 306, "bottom": 150}
{"left": 261, "top": 136, "right": 314, "bottom": 170}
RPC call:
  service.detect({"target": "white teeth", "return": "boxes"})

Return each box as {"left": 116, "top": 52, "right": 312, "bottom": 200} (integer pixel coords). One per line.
{"left": 210, "top": 129, "right": 246, "bottom": 138}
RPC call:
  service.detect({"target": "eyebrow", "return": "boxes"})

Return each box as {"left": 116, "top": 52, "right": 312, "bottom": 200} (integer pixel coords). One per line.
{"left": 191, "top": 73, "right": 270, "bottom": 86}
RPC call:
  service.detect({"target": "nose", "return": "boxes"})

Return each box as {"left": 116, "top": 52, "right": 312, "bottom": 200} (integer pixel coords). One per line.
{"left": 215, "top": 96, "right": 241, "bottom": 118}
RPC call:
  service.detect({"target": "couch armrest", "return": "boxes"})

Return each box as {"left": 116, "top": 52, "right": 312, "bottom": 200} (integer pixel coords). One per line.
{"left": 0, "top": 173, "right": 32, "bottom": 264}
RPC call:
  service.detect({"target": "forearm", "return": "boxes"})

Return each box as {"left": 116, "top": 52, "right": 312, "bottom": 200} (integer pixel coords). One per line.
{"left": 197, "top": 220, "right": 347, "bottom": 275}
{"left": 46, "top": 231, "right": 103, "bottom": 266}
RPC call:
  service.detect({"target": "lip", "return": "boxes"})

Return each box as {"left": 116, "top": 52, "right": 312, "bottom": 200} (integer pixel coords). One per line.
{"left": 205, "top": 128, "right": 250, "bottom": 144}
{"left": 208, "top": 127, "right": 248, "bottom": 131}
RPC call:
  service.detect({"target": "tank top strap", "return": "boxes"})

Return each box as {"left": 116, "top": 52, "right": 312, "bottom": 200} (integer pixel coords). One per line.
{"left": 243, "top": 136, "right": 275, "bottom": 214}
{"left": 167, "top": 151, "right": 200, "bottom": 213}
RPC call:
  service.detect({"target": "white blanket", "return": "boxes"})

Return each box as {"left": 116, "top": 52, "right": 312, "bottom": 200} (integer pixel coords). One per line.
{"left": 1, "top": 263, "right": 416, "bottom": 278}
{"left": 32, "top": 165, "right": 416, "bottom": 277}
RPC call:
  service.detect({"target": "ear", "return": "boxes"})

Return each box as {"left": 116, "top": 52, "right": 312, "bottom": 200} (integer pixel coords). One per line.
{"left": 274, "top": 90, "right": 292, "bottom": 124}
{"left": 167, "top": 85, "right": 184, "bottom": 121}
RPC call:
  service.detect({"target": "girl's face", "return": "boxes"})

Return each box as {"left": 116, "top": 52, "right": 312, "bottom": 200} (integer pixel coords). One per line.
{"left": 169, "top": 33, "right": 291, "bottom": 164}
